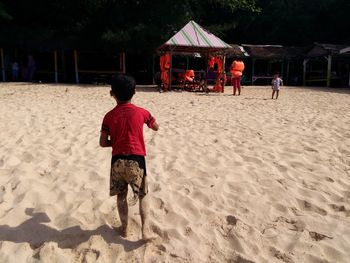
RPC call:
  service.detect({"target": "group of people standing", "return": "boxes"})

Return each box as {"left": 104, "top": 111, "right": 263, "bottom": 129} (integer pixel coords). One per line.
{"left": 10, "top": 55, "right": 36, "bottom": 82}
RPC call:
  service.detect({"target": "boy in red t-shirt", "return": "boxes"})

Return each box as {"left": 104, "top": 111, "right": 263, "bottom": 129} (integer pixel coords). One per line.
{"left": 100, "top": 74, "right": 159, "bottom": 240}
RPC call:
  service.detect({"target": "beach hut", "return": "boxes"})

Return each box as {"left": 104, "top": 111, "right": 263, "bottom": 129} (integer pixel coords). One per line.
{"left": 241, "top": 45, "right": 304, "bottom": 85}
{"left": 157, "top": 20, "right": 232, "bottom": 91}
{"left": 303, "top": 43, "right": 350, "bottom": 87}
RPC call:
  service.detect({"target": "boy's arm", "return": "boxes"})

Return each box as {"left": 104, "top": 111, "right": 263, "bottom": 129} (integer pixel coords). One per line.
{"left": 99, "top": 131, "right": 112, "bottom": 147}
{"left": 145, "top": 112, "right": 159, "bottom": 131}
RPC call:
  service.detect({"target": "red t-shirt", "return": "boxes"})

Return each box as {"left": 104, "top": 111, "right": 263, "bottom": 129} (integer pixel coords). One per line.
{"left": 101, "top": 103, "right": 155, "bottom": 156}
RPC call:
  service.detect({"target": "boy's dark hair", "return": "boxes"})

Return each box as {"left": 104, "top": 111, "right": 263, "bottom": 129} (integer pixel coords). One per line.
{"left": 111, "top": 74, "right": 136, "bottom": 102}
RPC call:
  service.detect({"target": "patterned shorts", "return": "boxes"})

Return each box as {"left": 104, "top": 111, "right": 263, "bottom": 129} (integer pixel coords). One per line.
{"left": 110, "top": 159, "right": 148, "bottom": 197}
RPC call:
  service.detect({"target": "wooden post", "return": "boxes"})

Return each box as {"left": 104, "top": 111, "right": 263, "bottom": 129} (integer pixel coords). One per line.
{"left": 119, "top": 52, "right": 122, "bottom": 73}
{"left": 281, "top": 59, "right": 284, "bottom": 79}
{"left": 326, "top": 54, "right": 332, "bottom": 87}
{"left": 54, "top": 50, "right": 58, "bottom": 83}
{"left": 303, "top": 59, "right": 308, "bottom": 86}
{"left": 61, "top": 51, "right": 66, "bottom": 81}
{"left": 0, "top": 48, "right": 5, "bottom": 81}
{"left": 122, "top": 52, "right": 126, "bottom": 73}
{"left": 251, "top": 58, "right": 255, "bottom": 85}
{"left": 286, "top": 59, "right": 290, "bottom": 85}
{"left": 152, "top": 54, "right": 155, "bottom": 84}
{"left": 74, "top": 49, "right": 79, "bottom": 84}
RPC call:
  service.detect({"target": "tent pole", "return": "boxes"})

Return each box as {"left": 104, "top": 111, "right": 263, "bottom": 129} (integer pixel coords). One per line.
{"left": 326, "top": 54, "right": 332, "bottom": 87}
{"left": 205, "top": 52, "right": 209, "bottom": 91}
{"left": 169, "top": 50, "right": 173, "bottom": 90}
{"left": 222, "top": 55, "right": 226, "bottom": 93}
{"left": 0, "top": 48, "right": 5, "bottom": 81}
{"left": 74, "top": 49, "right": 79, "bottom": 84}
{"left": 54, "top": 50, "right": 58, "bottom": 83}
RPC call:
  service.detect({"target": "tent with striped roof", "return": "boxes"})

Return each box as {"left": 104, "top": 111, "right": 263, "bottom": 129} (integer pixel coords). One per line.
{"left": 158, "top": 21, "right": 232, "bottom": 53}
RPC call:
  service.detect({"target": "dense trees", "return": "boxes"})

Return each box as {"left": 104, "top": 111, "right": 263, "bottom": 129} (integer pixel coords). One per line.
{"left": 0, "top": 0, "right": 349, "bottom": 52}
{"left": 234, "top": 0, "right": 350, "bottom": 45}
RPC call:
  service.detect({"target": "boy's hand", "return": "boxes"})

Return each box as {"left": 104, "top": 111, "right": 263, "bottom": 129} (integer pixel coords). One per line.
{"left": 99, "top": 131, "right": 112, "bottom": 147}
{"left": 151, "top": 121, "right": 159, "bottom": 131}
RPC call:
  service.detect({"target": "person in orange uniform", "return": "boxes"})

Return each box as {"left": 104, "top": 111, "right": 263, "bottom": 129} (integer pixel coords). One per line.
{"left": 230, "top": 60, "right": 245, "bottom": 96}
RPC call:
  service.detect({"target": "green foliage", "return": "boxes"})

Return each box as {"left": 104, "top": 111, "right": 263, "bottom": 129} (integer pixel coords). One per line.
{"left": 233, "top": 0, "right": 350, "bottom": 45}
{"left": 0, "top": 1, "right": 11, "bottom": 20}
{"left": 0, "top": 0, "right": 348, "bottom": 51}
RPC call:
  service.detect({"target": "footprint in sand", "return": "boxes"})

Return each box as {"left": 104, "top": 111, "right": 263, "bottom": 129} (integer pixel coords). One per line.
{"left": 241, "top": 155, "right": 263, "bottom": 165}
{"left": 226, "top": 215, "right": 238, "bottom": 226}
{"left": 273, "top": 161, "right": 288, "bottom": 172}
{"left": 272, "top": 216, "right": 305, "bottom": 232}
{"left": 325, "top": 177, "right": 334, "bottom": 183}
{"left": 269, "top": 247, "right": 295, "bottom": 263}
{"left": 329, "top": 203, "right": 349, "bottom": 216}
{"left": 303, "top": 146, "right": 318, "bottom": 153}
{"left": 22, "top": 152, "right": 34, "bottom": 163}
{"left": 309, "top": 231, "right": 333, "bottom": 241}
{"left": 152, "top": 197, "right": 168, "bottom": 215}
{"left": 297, "top": 199, "right": 327, "bottom": 216}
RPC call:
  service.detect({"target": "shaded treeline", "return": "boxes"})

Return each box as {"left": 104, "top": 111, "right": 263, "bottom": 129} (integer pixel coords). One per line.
{"left": 0, "top": 0, "right": 349, "bottom": 54}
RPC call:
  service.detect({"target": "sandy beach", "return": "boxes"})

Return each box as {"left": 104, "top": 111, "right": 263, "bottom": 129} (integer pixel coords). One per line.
{"left": 0, "top": 82, "right": 349, "bottom": 262}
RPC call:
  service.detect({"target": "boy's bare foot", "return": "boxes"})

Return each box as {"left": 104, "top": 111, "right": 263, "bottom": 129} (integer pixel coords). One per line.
{"left": 142, "top": 226, "right": 156, "bottom": 242}
{"left": 119, "top": 225, "right": 128, "bottom": 238}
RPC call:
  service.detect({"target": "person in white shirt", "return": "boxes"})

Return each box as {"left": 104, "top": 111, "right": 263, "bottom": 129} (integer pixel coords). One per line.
{"left": 271, "top": 72, "right": 283, "bottom": 99}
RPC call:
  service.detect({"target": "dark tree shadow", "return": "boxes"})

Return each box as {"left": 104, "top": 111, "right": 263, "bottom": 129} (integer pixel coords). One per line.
{"left": 0, "top": 208, "right": 145, "bottom": 251}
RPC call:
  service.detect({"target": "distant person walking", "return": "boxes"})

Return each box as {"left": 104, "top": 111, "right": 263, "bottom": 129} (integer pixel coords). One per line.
{"left": 271, "top": 72, "right": 283, "bottom": 99}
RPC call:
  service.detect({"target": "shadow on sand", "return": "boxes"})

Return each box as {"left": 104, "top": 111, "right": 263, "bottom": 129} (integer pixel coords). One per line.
{"left": 294, "top": 86, "right": 350, "bottom": 95}
{"left": 0, "top": 208, "right": 145, "bottom": 251}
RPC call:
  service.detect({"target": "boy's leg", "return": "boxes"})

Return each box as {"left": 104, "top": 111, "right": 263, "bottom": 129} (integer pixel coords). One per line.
{"left": 276, "top": 90, "right": 279, "bottom": 99}
{"left": 117, "top": 192, "right": 128, "bottom": 237}
{"left": 111, "top": 160, "right": 130, "bottom": 237}
{"left": 139, "top": 194, "right": 153, "bottom": 240}
{"left": 272, "top": 90, "right": 275, "bottom": 99}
